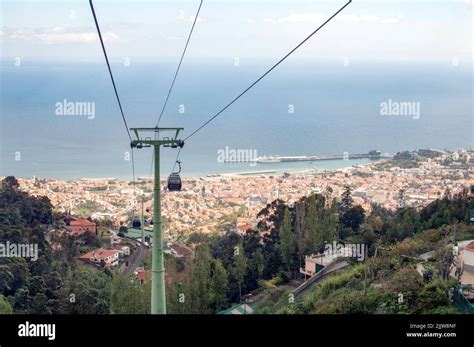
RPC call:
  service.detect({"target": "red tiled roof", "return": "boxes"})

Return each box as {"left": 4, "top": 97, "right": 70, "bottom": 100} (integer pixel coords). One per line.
{"left": 70, "top": 219, "right": 95, "bottom": 227}
{"left": 79, "top": 248, "right": 119, "bottom": 261}
{"left": 465, "top": 242, "right": 474, "bottom": 252}
{"left": 69, "top": 229, "right": 91, "bottom": 237}
{"left": 78, "top": 252, "right": 94, "bottom": 261}
{"left": 136, "top": 271, "right": 150, "bottom": 281}
{"left": 94, "top": 249, "right": 119, "bottom": 259}
{"left": 169, "top": 244, "right": 192, "bottom": 257}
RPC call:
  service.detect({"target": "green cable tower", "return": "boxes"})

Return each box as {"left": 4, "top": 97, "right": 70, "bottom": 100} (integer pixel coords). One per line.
{"left": 130, "top": 127, "right": 184, "bottom": 314}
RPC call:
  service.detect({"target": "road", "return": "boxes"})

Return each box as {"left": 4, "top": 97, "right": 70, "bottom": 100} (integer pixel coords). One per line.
{"left": 122, "top": 238, "right": 150, "bottom": 276}
{"left": 293, "top": 259, "right": 350, "bottom": 297}
{"left": 250, "top": 259, "right": 349, "bottom": 311}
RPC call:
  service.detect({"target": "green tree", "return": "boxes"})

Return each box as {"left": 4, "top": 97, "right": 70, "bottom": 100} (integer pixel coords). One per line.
{"left": 279, "top": 208, "right": 297, "bottom": 276}
{"left": 340, "top": 205, "right": 365, "bottom": 231}
{"left": 58, "top": 265, "right": 111, "bottom": 314}
{"left": 399, "top": 208, "right": 421, "bottom": 239}
{"left": 167, "top": 281, "right": 189, "bottom": 314}
{"left": 340, "top": 185, "right": 353, "bottom": 213}
{"left": 0, "top": 294, "right": 12, "bottom": 314}
{"left": 110, "top": 273, "right": 149, "bottom": 314}
{"left": 435, "top": 245, "right": 454, "bottom": 280}
{"left": 231, "top": 244, "right": 247, "bottom": 303}
{"left": 398, "top": 188, "right": 406, "bottom": 208}
{"left": 189, "top": 244, "right": 212, "bottom": 313}
{"left": 12, "top": 288, "right": 30, "bottom": 313}
{"left": 246, "top": 251, "right": 265, "bottom": 290}
{"left": 209, "top": 259, "right": 228, "bottom": 312}
{"left": 294, "top": 199, "right": 307, "bottom": 268}
{"left": 0, "top": 264, "right": 14, "bottom": 295}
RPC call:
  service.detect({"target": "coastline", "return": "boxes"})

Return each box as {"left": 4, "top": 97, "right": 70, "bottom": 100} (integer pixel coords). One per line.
{"left": 1, "top": 158, "right": 383, "bottom": 183}
{"left": 3, "top": 149, "right": 472, "bottom": 239}
{"left": 1, "top": 158, "right": 384, "bottom": 183}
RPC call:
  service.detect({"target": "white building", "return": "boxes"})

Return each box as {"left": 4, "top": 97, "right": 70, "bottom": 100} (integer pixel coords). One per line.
{"left": 462, "top": 242, "right": 474, "bottom": 273}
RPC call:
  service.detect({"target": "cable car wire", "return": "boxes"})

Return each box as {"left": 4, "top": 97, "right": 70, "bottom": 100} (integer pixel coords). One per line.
{"left": 89, "top": 0, "right": 137, "bottom": 187}
{"left": 156, "top": 0, "right": 203, "bottom": 127}
{"left": 171, "top": 147, "right": 182, "bottom": 173}
{"left": 182, "top": 0, "right": 352, "bottom": 143}
{"left": 170, "top": 0, "right": 352, "bottom": 174}
{"left": 150, "top": 0, "right": 204, "bottom": 178}
{"left": 90, "top": 0, "right": 132, "bottom": 142}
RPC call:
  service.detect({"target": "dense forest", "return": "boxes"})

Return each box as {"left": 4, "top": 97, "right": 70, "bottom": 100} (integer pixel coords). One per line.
{"left": 0, "top": 176, "right": 472, "bottom": 314}
{"left": 0, "top": 176, "right": 111, "bottom": 314}
{"left": 166, "top": 185, "right": 473, "bottom": 314}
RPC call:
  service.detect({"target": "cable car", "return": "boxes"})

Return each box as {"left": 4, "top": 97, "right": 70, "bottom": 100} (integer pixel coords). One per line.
{"left": 132, "top": 216, "right": 141, "bottom": 229}
{"left": 167, "top": 160, "right": 182, "bottom": 192}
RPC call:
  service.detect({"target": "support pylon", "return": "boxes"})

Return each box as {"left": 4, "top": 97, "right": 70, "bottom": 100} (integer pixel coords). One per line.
{"left": 130, "top": 127, "right": 184, "bottom": 314}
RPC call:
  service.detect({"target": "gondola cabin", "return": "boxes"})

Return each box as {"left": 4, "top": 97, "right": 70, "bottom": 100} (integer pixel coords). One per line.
{"left": 167, "top": 173, "right": 182, "bottom": 192}
{"left": 132, "top": 217, "right": 141, "bottom": 229}
{"left": 167, "top": 160, "right": 183, "bottom": 192}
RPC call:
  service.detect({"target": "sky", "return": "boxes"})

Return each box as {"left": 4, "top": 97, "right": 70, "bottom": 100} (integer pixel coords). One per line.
{"left": 0, "top": 0, "right": 472, "bottom": 62}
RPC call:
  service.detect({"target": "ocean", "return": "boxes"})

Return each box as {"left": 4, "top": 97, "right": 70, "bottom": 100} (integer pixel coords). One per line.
{"left": 0, "top": 58, "right": 472, "bottom": 180}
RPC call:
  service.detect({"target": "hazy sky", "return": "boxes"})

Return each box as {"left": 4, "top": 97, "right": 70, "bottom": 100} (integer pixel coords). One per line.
{"left": 0, "top": 0, "right": 472, "bottom": 62}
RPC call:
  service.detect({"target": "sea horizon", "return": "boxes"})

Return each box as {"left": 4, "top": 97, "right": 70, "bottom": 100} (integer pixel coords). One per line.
{"left": 1, "top": 58, "right": 472, "bottom": 180}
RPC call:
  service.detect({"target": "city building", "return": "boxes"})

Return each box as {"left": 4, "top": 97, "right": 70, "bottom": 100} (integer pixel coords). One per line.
{"left": 462, "top": 242, "right": 474, "bottom": 273}
{"left": 67, "top": 218, "right": 97, "bottom": 237}
{"left": 113, "top": 244, "right": 130, "bottom": 258}
{"left": 79, "top": 248, "right": 119, "bottom": 267}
